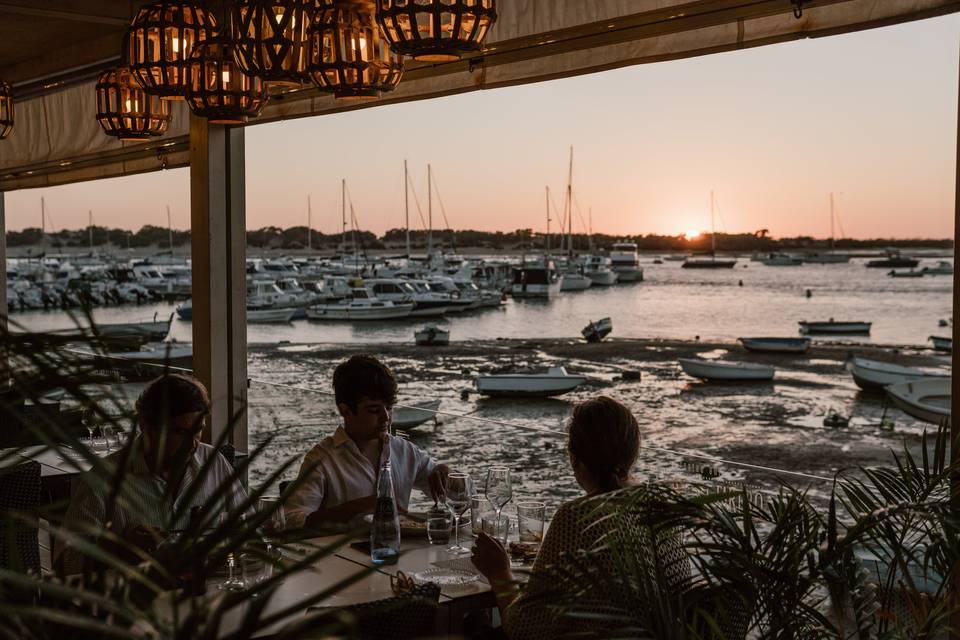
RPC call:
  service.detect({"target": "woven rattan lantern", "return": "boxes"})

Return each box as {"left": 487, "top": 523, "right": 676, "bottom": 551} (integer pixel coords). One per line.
{"left": 309, "top": 1, "right": 403, "bottom": 99}
{"left": 185, "top": 35, "right": 267, "bottom": 124}
{"left": 376, "top": 0, "right": 496, "bottom": 62}
{"left": 95, "top": 67, "right": 171, "bottom": 140}
{"left": 0, "top": 81, "right": 12, "bottom": 139}
{"left": 125, "top": 1, "right": 217, "bottom": 100}
{"left": 233, "top": 0, "right": 314, "bottom": 87}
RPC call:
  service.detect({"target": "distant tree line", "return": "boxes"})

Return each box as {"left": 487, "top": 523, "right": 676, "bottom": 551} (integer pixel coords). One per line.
{"left": 5, "top": 225, "right": 952, "bottom": 252}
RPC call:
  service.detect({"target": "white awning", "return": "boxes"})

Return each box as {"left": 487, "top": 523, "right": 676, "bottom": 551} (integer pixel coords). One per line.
{"left": 1, "top": 0, "right": 957, "bottom": 190}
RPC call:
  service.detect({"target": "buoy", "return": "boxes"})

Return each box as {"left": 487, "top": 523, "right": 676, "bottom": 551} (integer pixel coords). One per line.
{"left": 805, "top": 289, "right": 812, "bottom": 298}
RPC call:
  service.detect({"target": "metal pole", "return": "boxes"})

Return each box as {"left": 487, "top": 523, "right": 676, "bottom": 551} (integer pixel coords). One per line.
{"left": 427, "top": 163, "right": 433, "bottom": 256}
{"left": 307, "top": 194, "right": 312, "bottom": 252}
{"left": 950, "top": 40, "right": 960, "bottom": 640}
{"left": 545, "top": 186, "right": 550, "bottom": 256}
{"left": 341, "top": 178, "right": 346, "bottom": 254}
{"left": 88, "top": 210, "right": 93, "bottom": 251}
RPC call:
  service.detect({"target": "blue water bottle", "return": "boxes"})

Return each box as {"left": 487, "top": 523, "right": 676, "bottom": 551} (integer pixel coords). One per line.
{"left": 371, "top": 459, "right": 400, "bottom": 565}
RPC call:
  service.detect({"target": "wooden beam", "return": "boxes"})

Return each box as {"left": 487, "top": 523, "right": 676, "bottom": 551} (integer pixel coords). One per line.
{"left": 0, "top": 2, "right": 129, "bottom": 25}
{"left": 189, "top": 115, "right": 248, "bottom": 455}
{"left": 951, "top": 38, "right": 960, "bottom": 640}
{"left": 0, "top": 192, "right": 7, "bottom": 391}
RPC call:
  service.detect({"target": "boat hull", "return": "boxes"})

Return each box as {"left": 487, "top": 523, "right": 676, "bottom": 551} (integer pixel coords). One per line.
{"left": 867, "top": 258, "right": 919, "bottom": 268}
{"left": 611, "top": 266, "right": 643, "bottom": 282}
{"left": 560, "top": 274, "right": 591, "bottom": 291}
{"left": 393, "top": 400, "right": 442, "bottom": 429}
{"left": 886, "top": 378, "right": 951, "bottom": 426}
{"left": 474, "top": 367, "right": 587, "bottom": 398}
{"left": 799, "top": 321, "right": 871, "bottom": 335}
{"left": 586, "top": 271, "right": 618, "bottom": 286}
{"left": 739, "top": 337, "right": 811, "bottom": 353}
{"left": 848, "top": 357, "right": 946, "bottom": 392}
{"left": 247, "top": 308, "right": 296, "bottom": 323}
{"left": 682, "top": 260, "right": 737, "bottom": 269}
{"left": 306, "top": 304, "right": 414, "bottom": 321}
{"left": 678, "top": 358, "right": 774, "bottom": 382}
{"left": 930, "top": 336, "right": 952, "bottom": 352}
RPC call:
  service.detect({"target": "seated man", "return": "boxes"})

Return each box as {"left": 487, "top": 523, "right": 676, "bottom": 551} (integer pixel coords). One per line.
{"left": 285, "top": 354, "right": 449, "bottom": 528}
{"left": 57, "top": 374, "right": 247, "bottom": 574}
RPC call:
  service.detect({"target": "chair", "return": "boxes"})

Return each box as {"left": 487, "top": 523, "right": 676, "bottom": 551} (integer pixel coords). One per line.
{"left": 0, "top": 461, "right": 41, "bottom": 575}
{"left": 312, "top": 583, "right": 442, "bottom": 639}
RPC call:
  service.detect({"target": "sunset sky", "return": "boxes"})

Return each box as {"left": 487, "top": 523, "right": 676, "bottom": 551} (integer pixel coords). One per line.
{"left": 5, "top": 13, "right": 959, "bottom": 239}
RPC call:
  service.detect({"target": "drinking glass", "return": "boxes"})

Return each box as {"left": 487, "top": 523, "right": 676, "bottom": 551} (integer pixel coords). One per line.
{"left": 445, "top": 472, "right": 472, "bottom": 555}
{"left": 218, "top": 551, "right": 248, "bottom": 591}
{"left": 517, "top": 501, "right": 546, "bottom": 545}
{"left": 101, "top": 425, "right": 115, "bottom": 453}
{"left": 81, "top": 408, "right": 96, "bottom": 444}
{"left": 481, "top": 514, "right": 510, "bottom": 545}
{"left": 427, "top": 512, "right": 452, "bottom": 545}
{"left": 485, "top": 467, "right": 512, "bottom": 530}
{"left": 258, "top": 496, "right": 286, "bottom": 533}
{"left": 470, "top": 496, "right": 493, "bottom": 537}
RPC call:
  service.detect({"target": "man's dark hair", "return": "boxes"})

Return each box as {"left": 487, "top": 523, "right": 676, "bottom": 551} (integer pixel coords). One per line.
{"left": 136, "top": 374, "right": 211, "bottom": 431}
{"left": 333, "top": 355, "right": 397, "bottom": 412}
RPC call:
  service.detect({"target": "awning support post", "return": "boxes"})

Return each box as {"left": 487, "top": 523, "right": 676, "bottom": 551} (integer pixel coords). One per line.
{"left": 189, "top": 114, "right": 248, "bottom": 456}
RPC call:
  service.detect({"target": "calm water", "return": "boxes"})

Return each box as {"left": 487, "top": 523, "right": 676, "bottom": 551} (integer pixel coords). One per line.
{"left": 10, "top": 257, "right": 955, "bottom": 346}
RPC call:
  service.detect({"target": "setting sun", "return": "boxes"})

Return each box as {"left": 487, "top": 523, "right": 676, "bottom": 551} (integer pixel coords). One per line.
{"left": 684, "top": 229, "right": 701, "bottom": 240}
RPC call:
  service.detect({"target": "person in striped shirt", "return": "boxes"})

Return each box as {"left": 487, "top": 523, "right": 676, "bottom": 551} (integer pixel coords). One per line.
{"left": 285, "top": 355, "right": 450, "bottom": 529}
{"left": 57, "top": 374, "right": 247, "bottom": 575}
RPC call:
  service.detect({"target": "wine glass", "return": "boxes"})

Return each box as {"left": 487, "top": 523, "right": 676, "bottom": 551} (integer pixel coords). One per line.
{"left": 81, "top": 408, "right": 96, "bottom": 445}
{"left": 101, "top": 425, "right": 115, "bottom": 453}
{"left": 485, "top": 467, "right": 512, "bottom": 531}
{"left": 445, "top": 472, "right": 472, "bottom": 555}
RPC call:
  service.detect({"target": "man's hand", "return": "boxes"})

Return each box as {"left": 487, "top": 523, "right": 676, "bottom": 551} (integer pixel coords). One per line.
{"left": 428, "top": 464, "right": 451, "bottom": 503}
{"left": 471, "top": 531, "right": 512, "bottom": 584}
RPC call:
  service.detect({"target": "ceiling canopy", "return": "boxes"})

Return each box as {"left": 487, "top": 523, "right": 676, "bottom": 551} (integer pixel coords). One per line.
{"left": 1, "top": 0, "right": 957, "bottom": 191}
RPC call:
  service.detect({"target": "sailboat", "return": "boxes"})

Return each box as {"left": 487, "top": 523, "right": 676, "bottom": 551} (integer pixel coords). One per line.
{"left": 682, "top": 191, "right": 736, "bottom": 269}
{"left": 557, "top": 147, "right": 592, "bottom": 291}
{"left": 804, "top": 193, "right": 851, "bottom": 264}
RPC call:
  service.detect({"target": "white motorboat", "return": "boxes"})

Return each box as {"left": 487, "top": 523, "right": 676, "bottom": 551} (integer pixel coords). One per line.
{"left": 368, "top": 278, "right": 449, "bottom": 317}
{"left": 738, "top": 337, "right": 811, "bottom": 353}
{"left": 581, "top": 317, "right": 612, "bottom": 343}
{"left": 415, "top": 324, "right": 450, "bottom": 346}
{"left": 306, "top": 288, "right": 414, "bottom": 321}
{"left": 678, "top": 358, "right": 775, "bottom": 382}
{"left": 847, "top": 356, "right": 947, "bottom": 392}
{"left": 609, "top": 242, "right": 643, "bottom": 282}
{"left": 511, "top": 259, "right": 562, "bottom": 299}
{"left": 474, "top": 366, "right": 587, "bottom": 398}
{"left": 582, "top": 255, "right": 619, "bottom": 286}
{"left": 799, "top": 320, "right": 871, "bottom": 335}
{"left": 247, "top": 307, "right": 296, "bottom": 323}
{"left": 392, "top": 399, "right": 442, "bottom": 430}
{"left": 921, "top": 261, "right": 953, "bottom": 276}
{"left": 886, "top": 378, "right": 951, "bottom": 426}
{"left": 803, "top": 252, "right": 851, "bottom": 264}
{"left": 760, "top": 253, "right": 803, "bottom": 266}
{"left": 929, "top": 335, "right": 952, "bottom": 352}
{"left": 560, "top": 270, "right": 592, "bottom": 291}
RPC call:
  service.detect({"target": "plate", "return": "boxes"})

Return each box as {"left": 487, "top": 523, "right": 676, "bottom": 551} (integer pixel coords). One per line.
{"left": 361, "top": 512, "right": 429, "bottom": 537}
{"left": 411, "top": 567, "right": 479, "bottom": 587}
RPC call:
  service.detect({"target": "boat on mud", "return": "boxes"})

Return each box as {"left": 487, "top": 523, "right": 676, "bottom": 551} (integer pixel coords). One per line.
{"left": 474, "top": 366, "right": 587, "bottom": 398}
{"left": 392, "top": 399, "right": 442, "bottom": 430}
{"left": 581, "top": 317, "right": 613, "bottom": 343}
{"left": 799, "top": 320, "right": 871, "bottom": 335}
{"left": 678, "top": 358, "right": 775, "bottom": 382}
{"left": 886, "top": 378, "right": 951, "bottom": 426}
{"left": 738, "top": 337, "right": 811, "bottom": 353}
{"left": 847, "top": 357, "right": 947, "bottom": 392}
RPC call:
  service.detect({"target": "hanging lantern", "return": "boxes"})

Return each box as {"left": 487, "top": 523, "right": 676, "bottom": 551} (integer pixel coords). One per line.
{"left": 95, "top": 67, "right": 171, "bottom": 140}
{"left": 376, "top": 0, "right": 496, "bottom": 62}
{"left": 185, "top": 35, "right": 267, "bottom": 125}
{"left": 0, "top": 81, "right": 12, "bottom": 140}
{"left": 233, "top": 0, "right": 314, "bottom": 87}
{"left": 308, "top": 1, "right": 403, "bottom": 99}
{"left": 124, "top": 1, "right": 217, "bottom": 100}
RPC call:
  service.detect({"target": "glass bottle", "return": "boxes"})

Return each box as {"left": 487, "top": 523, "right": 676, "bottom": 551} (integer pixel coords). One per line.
{"left": 371, "top": 459, "right": 401, "bottom": 565}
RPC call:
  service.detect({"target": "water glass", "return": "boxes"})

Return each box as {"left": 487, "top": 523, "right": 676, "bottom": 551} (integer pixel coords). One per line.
{"left": 481, "top": 514, "right": 510, "bottom": 545}
{"left": 485, "top": 467, "right": 513, "bottom": 529}
{"left": 470, "top": 496, "right": 493, "bottom": 537}
{"left": 517, "top": 501, "right": 546, "bottom": 545}
{"left": 427, "top": 512, "right": 452, "bottom": 545}
{"left": 258, "top": 496, "right": 286, "bottom": 533}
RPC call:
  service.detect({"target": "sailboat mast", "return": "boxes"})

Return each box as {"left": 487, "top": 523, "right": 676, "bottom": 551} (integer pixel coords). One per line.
{"left": 545, "top": 186, "right": 550, "bottom": 256}
{"left": 307, "top": 194, "right": 312, "bottom": 252}
{"left": 829, "top": 192, "right": 835, "bottom": 250}
{"left": 166, "top": 205, "right": 173, "bottom": 251}
{"left": 404, "top": 160, "right": 411, "bottom": 258}
{"left": 588, "top": 207, "right": 593, "bottom": 252}
{"left": 566, "top": 146, "right": 574, "bottom": 258}
{"left": 88, "top": 210, "right": 93, "bottom": 251}
{"left": 427, "top": 163, "right": 433, "bottom": 255}
{"left": 710, "top": 190, "right": 716, "bottom": 257}
{"left": 341, "top": 178, "right": 347, "bottom": 254}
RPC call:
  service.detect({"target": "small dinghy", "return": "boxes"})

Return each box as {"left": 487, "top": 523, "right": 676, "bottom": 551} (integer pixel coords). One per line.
{"left": 392, "top": 399, "right": 442, "bottom": 430}
{"left": 887, "top": 269, "right": 923, "bottom": 278}
{"left": 921, "top": 261, "right": 953, "bottom": 276}
{"left": 678, "top": 358, "right": 775, "bottom": 382}
{"left": 415, "top": 324, "right": 450, "bottom": 346}
{"left": 247, "top": 307, "right": 296, "bottom": 323}
{"left": 929, "top": 336, "right": 952, "bottom": 352}
{"left": 581, "top": 317, "right": 613, "bottom": 343}
{"left": 799, "top": 320, "right": 871, "bottom": 335}
{"left": 738, "top": 337, "right": 811, "bottom": 354}
{"left": 474, "top": 366, "right": 587, "bottom": 398}
{"left": 886, "top": 378, "right": 951, "bottom": 426}
{"left": 847, "top": 356, "right": 947, "bottom": 392}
